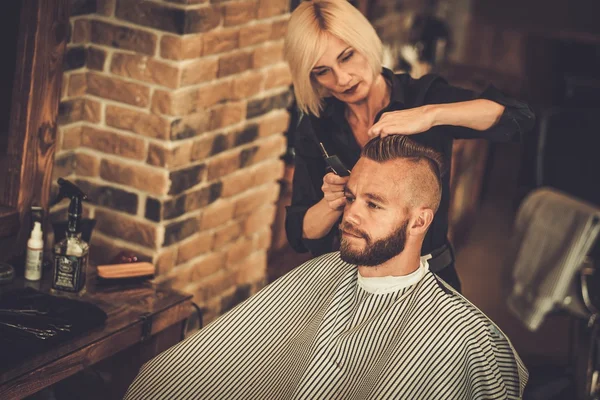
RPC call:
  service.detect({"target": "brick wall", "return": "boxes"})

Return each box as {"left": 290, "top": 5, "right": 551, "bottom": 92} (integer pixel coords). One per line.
{"left": 52, "top": 0, "right": 291, "bottom": 324}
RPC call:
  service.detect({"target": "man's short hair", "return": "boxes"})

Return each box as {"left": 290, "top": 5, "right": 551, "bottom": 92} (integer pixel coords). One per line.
{"left": 361, "top": 135, "right": 444, "bottom": 212}
{"left": 284, "top": 0, "right": 383, "bottom": 117}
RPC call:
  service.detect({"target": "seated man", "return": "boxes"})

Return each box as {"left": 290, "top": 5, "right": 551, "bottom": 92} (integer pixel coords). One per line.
{"left": 124, "top": 136, "right": 527, "bottom": 400}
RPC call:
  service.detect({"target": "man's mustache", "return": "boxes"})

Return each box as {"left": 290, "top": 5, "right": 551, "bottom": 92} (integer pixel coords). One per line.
{"left": 339, "top": 221, "right": 370, "bottom": 240}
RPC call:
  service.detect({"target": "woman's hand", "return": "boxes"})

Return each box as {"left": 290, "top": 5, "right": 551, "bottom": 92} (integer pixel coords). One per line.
{"left": 367, "top": 105, "right": 436, "bottom": 138}
{"left": 321, "top": 172, "right": 349, "bottom": 211}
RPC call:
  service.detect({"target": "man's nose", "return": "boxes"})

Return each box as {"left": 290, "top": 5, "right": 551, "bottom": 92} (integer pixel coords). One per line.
{"left": 343, "top": 201, "right": 361, "bottom": 226}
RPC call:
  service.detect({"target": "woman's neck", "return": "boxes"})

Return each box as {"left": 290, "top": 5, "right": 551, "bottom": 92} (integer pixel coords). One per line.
{"left": 345, "top": 74, "right": 390, "bottom": 127}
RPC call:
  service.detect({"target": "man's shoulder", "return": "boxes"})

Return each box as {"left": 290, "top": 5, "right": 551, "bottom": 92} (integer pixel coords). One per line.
{"left": 269, "top": 252, "right": 354, "bottom": 290}
{"left": 419, "top": 274, "right": 504, "bottom": 339}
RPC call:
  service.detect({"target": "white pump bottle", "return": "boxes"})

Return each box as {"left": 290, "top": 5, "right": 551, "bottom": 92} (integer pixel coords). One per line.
{"left": 25, "top": 221, "right": 44, "bottom": 281}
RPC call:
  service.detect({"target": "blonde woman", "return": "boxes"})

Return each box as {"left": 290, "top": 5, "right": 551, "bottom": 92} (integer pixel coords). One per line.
{"left": 284, "top": 0, "right": 535, "bottom": 291}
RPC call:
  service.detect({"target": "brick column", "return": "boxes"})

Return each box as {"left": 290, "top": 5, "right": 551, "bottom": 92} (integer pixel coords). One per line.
{"left": 53, "top": 0, "right": 291, "bottom": 324}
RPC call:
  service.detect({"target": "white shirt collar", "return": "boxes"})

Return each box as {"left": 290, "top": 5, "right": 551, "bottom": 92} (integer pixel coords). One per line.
{"left": 357, "top": 256, "right": 431, "bottom": 295}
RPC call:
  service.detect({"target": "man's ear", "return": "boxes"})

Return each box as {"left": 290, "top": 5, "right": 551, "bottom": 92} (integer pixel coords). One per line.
{"left": 408, "top": 207, "right": 435, "bottom": 236}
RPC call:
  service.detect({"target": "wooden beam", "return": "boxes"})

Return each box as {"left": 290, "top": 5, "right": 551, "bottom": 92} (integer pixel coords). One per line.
{"left": 0, "top": 0, "right": 69, "bottom": 247}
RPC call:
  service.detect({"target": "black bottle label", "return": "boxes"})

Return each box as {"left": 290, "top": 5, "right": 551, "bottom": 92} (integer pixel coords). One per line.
{"left": 52, "top": 254, "right": 88, "bottom": 292}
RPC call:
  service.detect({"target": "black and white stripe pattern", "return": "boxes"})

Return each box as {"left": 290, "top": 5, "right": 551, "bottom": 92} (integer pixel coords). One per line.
{"left": 125, "top": 252, "right": 527, "bottom": 399}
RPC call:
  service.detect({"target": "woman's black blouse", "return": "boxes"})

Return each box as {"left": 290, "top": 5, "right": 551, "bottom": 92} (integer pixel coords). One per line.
{"left": 285, "top": 68, "right": 535, "bottom": 257}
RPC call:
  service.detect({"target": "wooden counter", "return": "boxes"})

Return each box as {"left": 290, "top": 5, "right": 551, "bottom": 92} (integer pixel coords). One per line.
{"left": 0, "top": 270, "right": 192, "bottom": 399}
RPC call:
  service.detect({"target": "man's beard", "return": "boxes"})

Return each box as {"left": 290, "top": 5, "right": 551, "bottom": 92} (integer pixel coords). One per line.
{"left": 339, "top": 219, "right": 409, "bottom": 266}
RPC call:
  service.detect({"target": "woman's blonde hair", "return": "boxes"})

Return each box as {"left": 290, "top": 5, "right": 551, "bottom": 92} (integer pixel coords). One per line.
{"left": 284, "top": 0, "right": 383, "bottom": 117}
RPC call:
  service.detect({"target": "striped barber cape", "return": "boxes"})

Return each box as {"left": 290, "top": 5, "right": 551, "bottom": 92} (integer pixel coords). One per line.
{"left": 125, "top": 252, "right": 527, "bottom": 400}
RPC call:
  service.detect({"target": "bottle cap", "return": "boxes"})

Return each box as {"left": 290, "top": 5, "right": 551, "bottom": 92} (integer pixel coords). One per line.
{"left": 0, "top": 262, "right": 15, "bottom": 284}
{"left": 31, "top": 221, "right": 43, "bottom": 240}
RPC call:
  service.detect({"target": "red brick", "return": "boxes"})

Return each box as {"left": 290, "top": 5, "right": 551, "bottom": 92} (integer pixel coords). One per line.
{"left": 75, "top": 151, "right": 101, "bottom": 177}
{"left": 100, "top": 159, "right": 169, "bottom": 195}
{"left": 252, "top": 158, "right": 285, "bottom": 186}
{"left": 226, "top": 237, "right": 254, "bottom": 264}
{"left": 257, "top": 0, "right": 288, "bottom": 19}
{"left": 221, "top": 168, "right": 255, "bottom": 198}
{"left": 187, "top": 269, "right": 236, "bottom": 304}
{"left": 232, "top": 70, "right": 264, "bottom": 100}
{"left": 213, "top": 222, "right": 242, "bottom": 248}
{"left": 61, "top": 125, "right": 82, "bottom": 150}
{"left": 209, "top": 102, "right": 246, "bottom": 130}
{"left": 87, "top": 72, "right": 150, "bottom": 107}
{"left": 72, "top": 19, "right": 90, "bottom": 44}
{"left": 239, "top": 22, "right": 272, "bottom": 48}
{"left": 191, "top": 252, "right": 226, "bottom": 281}
{"left": 270, "top": 18, "right": 288, "bottom": 39}
{"left": 181, "top": 58, "right": 219, "bottom": 87}
{"left": 207, "top": 149, "right": 241, "bottom": 181}
{"left": 222, "top": 0, "right": 257, "bottom": 27}
{"left": 253, "top": 227, "right": 272, "bottom": 250}
{"left": 152, "top": 88, "right": 199, "bottom": 116}
{"left": 191, "top": 132, "right": 234, "bottom": 162}
{"left": 117, "top": 1, "right": 220, "bottom": 34}
{"left": 95, "top": 208, "right": 159, "bottom": 249}
{"left": 171, "top": 111, "right": 212, "bottom": 140}
{"left": 200, "top": 199, "right": 235, "bottom": 230}
{"left": 243, "top": 204, "right": 276, "bottom": 236}
{"left": 111, "top": 53, "right": 180, "bottom": 89}
{"left": 197, "top": 79, "right": 233, "bottom": 108}
{"left": 81, "top": 126, "right": 146, "bottom": 160}
{"left": 106, "top": 105, "right": 171, "bottom": 140}
{"left": 218, "top": 51, "right": 253, "bottom": 78}
{"left": 58, "top": 98, "right": 101, "bottom": 125}
{"left": 203, "top": 29, "right": 239, "bottom": 56}
{"left": 90, "top": 20, "right": 157, "bottom": 56}
{"left": 251, "top": 134, "right": 286, "bottom": 164}
{"left": 253, "top": 41, "right": 284, "bottom": 68}
{"left": 61, "top": 75, "right": 69, "bottom": 100}
{"left": 264, "top": 64, "right": 292, "bottom": 90}
{"left": 168, "top": 264, "right": 196, "bottom": 290}
{"left": 257, "top": 110, "right": 290, "bottom": 137}
{"left": 156, "top": 246, "right": 178, "bottom": 276}
{"left": 53, "top": 151, "right": 76, "bottom": 180}
{"left": 87, "top": 47, "right": 107, "bottom": 71}
{"left": 177, "top": 231, "right": 214, "bottom": 264}
{"left": 234, "top": 183, "right": 280, "bottom": 217}
{"left": 85, "top": 98, "right": 102, "bottom": 123}
{"left": 233, "top": 250, "right": 266, "bottom": 285}
{"left": 160, "top": 34, "right": 203, "bottom": 61}
{"left": 147, "top": 142, "right": 192, "bottom": 168}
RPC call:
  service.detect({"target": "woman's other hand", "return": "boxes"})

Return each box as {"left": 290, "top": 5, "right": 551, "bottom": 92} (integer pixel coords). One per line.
{"left": 368, "top": 105, "right": 436, "bottom": 138}
{"left": 322, "top": 172, "right": 349, "bottom": 211}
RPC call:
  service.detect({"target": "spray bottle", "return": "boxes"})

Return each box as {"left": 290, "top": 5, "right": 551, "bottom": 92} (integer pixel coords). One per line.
{"left": 24, "top": 222, "right": 44, "bottom": 281}
{"left": 51, "top": 178, "right": 90, "bottom": 295}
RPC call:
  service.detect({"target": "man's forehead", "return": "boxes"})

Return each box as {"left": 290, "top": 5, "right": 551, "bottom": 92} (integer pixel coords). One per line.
{"left": 348, "top": 158, "right": 407, "bottom": 197}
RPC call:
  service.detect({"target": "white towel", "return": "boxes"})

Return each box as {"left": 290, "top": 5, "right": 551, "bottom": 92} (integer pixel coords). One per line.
{"left": 507, "top": 187, "right": 600, "bottom": 331}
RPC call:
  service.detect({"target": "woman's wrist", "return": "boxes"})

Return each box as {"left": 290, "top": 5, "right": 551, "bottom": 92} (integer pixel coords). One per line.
{"left": 426, "top": 104, "right": 443, "bottom": 128}
{"left": 302, "top": 199, "right": 343, "bottom": 239}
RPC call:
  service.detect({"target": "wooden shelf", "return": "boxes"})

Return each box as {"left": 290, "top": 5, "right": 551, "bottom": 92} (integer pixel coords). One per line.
{"left": 0, "top": 205, "right": 19, "bottom": 239}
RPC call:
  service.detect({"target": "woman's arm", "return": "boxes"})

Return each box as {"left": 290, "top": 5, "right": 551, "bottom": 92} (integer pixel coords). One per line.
{"left": 302, "top": 172, "right": 348, "bottom": 239}
{"left": 429, "top": 99, "right": 505, "bottom": 131}
{"left": 285, "top": 117, "right": 343, "bottom": 255}
{"left": 368, "top": 77, "right": 535, "bottom": 141}
{"left": 302, "top": 198, "right": 343, "bottom": 239}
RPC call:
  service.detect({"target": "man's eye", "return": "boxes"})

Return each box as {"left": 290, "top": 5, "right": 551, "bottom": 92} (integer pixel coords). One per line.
{"left": 367, "top": 202, "right": 381, "bottom": 210}
{"left": 345, "top": 196, "right": 355, "bottom": 203}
